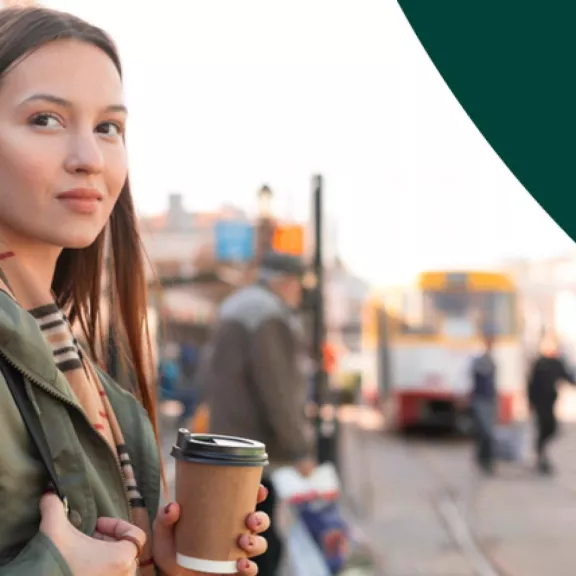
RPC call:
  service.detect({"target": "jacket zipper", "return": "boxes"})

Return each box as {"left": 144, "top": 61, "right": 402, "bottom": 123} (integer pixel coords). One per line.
{"left": 0, "top": 349, "right": 133, "bottom": 523}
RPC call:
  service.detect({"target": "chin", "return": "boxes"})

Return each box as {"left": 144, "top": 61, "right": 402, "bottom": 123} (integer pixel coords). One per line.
{"left": 61, "top": 237, "right": 101, "bottom": 250}
{"left": 49, "top": 227, "right": 105, "bottom": 251}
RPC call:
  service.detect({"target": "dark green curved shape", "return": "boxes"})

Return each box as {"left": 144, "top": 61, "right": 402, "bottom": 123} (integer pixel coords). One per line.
{"left": 397, "top": 1, "right": 576, "bottom": 241}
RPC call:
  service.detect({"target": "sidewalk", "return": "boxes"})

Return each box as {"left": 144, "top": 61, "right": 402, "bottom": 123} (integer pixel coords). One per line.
{"left": 338, "top": 405, "right": 576, "bottom": 576}
{"left": 469, "top": 468, "right": 576, "bottom": 576}
{"left": 469, "top": 389, "right": 576, "bottom": 576}
{"left": 468, "top": 413, "right": 576, "bottom": 576}
{"left": 338, "top": 409, "right": 476, "bottom": 575}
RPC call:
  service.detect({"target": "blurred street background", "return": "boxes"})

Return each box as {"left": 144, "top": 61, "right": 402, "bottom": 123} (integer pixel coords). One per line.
{"left": 146, "top": 187, "right": 576, "bottom": 576}
{"left": 9, "top": 0, "right": 576, "bottom": 574}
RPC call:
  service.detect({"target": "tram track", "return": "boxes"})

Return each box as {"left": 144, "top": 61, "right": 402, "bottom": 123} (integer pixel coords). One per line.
{"left": 406, "top": 437, "right": 512, "bottom": 576}
{"left": 341, "top": 404, "right": 576, "bottom": 576}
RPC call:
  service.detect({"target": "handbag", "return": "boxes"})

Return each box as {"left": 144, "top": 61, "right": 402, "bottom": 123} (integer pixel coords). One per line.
{"left": 0, "top": 355, "right": 69, "bottom": 516}
{"left": 272, "top": 463, "right": 350, "bottom": 575}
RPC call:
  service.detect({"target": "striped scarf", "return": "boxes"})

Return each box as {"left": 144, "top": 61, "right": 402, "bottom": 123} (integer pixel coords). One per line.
{"left": 0, "top": 245, "right": 153, "bottom": 573}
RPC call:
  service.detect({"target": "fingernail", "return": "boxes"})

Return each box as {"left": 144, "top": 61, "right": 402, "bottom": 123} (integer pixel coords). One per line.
{"left": 255, "top": 514, "right": 262, "bottom": 526}
{"left": 246, "top": 535, "right": 255, "bottom": 548}
{"left": 164, "top": 502, "right": 174, "bottom": 515}
{"left": 261, "top": 486, "right": 269, "bottom": 499}
{"left": 239, "top": 558, "right": 251, "bottom": 571}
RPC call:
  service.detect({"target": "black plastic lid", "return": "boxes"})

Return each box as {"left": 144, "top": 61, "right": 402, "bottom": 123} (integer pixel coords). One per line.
{"left": 171, "top": 429, "right": 269, "bottom": 467}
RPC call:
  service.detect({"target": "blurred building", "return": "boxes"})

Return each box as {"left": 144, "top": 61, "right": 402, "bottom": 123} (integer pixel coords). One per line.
{"left": 502, "top": 252, "right": 576, "bottom": 362}
{"left": 139, "top": 192, "right": 372, "bottom": 369}
{"left": 326, "top": 259, "right": 370, "bottom": 350}
{"left": 138, "top": 193, "right": 249, "bottom": 346}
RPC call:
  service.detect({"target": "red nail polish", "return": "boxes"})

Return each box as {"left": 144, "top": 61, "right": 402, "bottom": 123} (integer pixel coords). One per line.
{"left": 43, "top": 485, "right": 55, "bottom": 495}
{"left": 164, "top": 502, "right": 173, "bottom": 515}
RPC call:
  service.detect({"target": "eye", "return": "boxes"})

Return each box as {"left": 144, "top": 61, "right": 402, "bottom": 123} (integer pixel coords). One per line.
{"left": 96, "top": 121, "right": 124, "bottom": 137}
{"left": 29, "top": 113, "right": 63, "bottom": 129}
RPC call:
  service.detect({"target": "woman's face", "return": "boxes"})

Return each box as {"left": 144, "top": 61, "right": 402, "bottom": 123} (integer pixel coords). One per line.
{"left": 0, "top": 39, "right": 128, "bottom": 250}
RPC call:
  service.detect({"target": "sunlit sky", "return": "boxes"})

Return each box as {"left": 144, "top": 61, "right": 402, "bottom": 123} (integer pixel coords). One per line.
{"left": 44, "top": 0, "right": 575, "bottom": 284}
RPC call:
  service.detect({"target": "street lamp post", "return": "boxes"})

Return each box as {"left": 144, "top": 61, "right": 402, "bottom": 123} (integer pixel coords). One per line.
{"left": 311, "top": 174, "right": 339, "bottom": 469}
{"left": 256, "top": 184, "right": 274, "bottom": 263}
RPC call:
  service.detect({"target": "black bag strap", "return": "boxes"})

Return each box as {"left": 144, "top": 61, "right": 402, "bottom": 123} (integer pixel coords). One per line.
{"left": 0, "top": 356, "right": 69, "bottom": 515}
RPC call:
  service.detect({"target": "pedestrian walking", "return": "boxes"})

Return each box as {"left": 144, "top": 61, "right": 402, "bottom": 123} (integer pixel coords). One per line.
{"left": 470, "top": 334, "right": 498, "bottom": 474}
{"left": 527, "top": 334, "right": 575, "bottom": 475}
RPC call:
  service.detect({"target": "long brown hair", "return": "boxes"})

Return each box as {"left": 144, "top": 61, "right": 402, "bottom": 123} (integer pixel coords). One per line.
{"left": 0, "top": 8, "right": 160, "bottom": 445}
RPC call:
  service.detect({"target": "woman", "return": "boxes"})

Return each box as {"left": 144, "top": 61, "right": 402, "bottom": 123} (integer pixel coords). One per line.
{"left": 0, "top": 6, "right": 269, "bottom": 575}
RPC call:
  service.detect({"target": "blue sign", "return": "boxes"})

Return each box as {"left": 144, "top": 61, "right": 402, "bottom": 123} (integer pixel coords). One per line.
{"left": 214, "top": 220, "right": 255, "bottom": 262}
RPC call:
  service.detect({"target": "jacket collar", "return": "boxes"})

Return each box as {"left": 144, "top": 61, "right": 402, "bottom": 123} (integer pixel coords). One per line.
{"left": 0, "top": 290, "right": 82, "bottom": 405}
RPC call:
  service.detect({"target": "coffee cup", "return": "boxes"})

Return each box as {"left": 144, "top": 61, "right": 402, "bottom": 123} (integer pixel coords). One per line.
{"left": 171, "top": 429, "right": 269, "bottom": 574}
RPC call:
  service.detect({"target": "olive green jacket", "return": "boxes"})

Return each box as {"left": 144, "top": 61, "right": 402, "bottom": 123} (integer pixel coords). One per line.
{"left": 0, "top": 290, "right": 161, "bottom": 575}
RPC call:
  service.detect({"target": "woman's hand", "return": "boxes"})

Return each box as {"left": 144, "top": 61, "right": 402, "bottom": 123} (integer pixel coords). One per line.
{"left": 154, "top": 484, "right": 271, "bottom": 576}
{"left": 39, "top": 493, "right": 145, "bottom": 576}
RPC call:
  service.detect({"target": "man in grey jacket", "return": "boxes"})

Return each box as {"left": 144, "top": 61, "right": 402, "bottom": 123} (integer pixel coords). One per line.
{"left": 200, "top": 251, "right": 316, "bottom": 575}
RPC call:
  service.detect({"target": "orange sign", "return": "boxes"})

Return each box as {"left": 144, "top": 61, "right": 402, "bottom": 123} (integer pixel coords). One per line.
{"left": 322, "top": 342, "right": 337, "bottom": 374}
{"left": 272, "top": 224, "right": 305, "bottom": 256}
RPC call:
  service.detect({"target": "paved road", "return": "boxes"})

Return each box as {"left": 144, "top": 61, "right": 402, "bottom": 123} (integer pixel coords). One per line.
{"left": 339, "top": 411, "right": 476, "bottom": 575}
{"left": 338, "top": 387, "right": 576, "bottom": 576}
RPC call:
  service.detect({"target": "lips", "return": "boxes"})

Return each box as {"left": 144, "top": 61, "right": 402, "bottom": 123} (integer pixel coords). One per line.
{"left": 57, "top": 188, "right": 104, "bottom": 201}
{"left": 56, "top": 188, "right": 104, "bottom": 215}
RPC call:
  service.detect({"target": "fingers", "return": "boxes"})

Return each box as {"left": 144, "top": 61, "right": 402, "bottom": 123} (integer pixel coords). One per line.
{"left": 92, "top": 531, "right": 117, "bottom": 543}
{"left": 95, "top": 517, "right": 147, "bottom": 558}
{"left": 39, "top": 493, "right": 68, "bottom": 538}
{"left": 236, "top": 557, "right": 259, "bottom": 576}
{"left": 238, "top": 533, "right": 268, "bottom": 559}
{"left": 155, "top": 501, "right": 181, "bottom": 529}
{"left": 245, "top": 511, "right": 270, "bottom": 534}
{"left": 152, "top": 502, "right": 181, "bottom": 576}
{"left": 256, "top": 484, "right": 269, "bottom": 504}
{"left": 112, "top": 539, "right": 142, "bottom": 572}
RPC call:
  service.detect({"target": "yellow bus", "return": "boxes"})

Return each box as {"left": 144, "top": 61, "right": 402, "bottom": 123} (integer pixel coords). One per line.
{"left": 361, "top": 270, "right": 525, "bottom": 431}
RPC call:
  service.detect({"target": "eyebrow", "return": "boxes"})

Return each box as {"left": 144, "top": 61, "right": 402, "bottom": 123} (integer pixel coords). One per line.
{"left": 21, "top": 93, "right": 127, "bottom": 114}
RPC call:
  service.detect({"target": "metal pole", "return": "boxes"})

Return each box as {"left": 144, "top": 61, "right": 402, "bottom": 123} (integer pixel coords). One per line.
{"left": 312, "top": 174, "right": 324, "bottom": 407}
{"left": 311, "top": 174, "right": 338, "bottom": 468}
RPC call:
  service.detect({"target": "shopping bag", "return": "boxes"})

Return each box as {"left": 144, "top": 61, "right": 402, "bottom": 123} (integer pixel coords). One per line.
{"left": 281, "top": 509, "right": 333, "bottom": 576}
{"left": 494, "top": 422, "right": 528, "bottom": 462}
{"left": 272, "top": 463, "right": 349, "bottom": 575}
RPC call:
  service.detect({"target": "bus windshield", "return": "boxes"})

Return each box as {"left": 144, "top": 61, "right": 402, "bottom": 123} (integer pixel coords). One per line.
{"left": 422, "top": 290, "right": 517, "bottom": 338}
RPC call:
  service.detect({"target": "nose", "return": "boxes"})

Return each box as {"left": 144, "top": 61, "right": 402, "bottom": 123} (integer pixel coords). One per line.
{"left": 64, "top": 130, "right": 105, "bottom": 175}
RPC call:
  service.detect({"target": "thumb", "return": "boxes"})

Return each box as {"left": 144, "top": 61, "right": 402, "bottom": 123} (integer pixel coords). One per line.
{"left": 153, "top": 502, "right": 180, "bottom": 574}
{"left": 39, "top": 493, "right": 68, "bottom": 536}
{"left": 155, "top": 501, "right": 180, "bottom": 531}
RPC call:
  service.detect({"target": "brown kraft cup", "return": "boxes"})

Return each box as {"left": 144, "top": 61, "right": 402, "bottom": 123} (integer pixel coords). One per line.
{"left": 171, "top": 430, "right": 269, "bottom": 574}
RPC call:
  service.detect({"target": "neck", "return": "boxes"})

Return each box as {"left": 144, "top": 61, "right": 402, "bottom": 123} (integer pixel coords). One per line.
{"left": 0, "top": 228, "right": 61, "bottom": 293}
